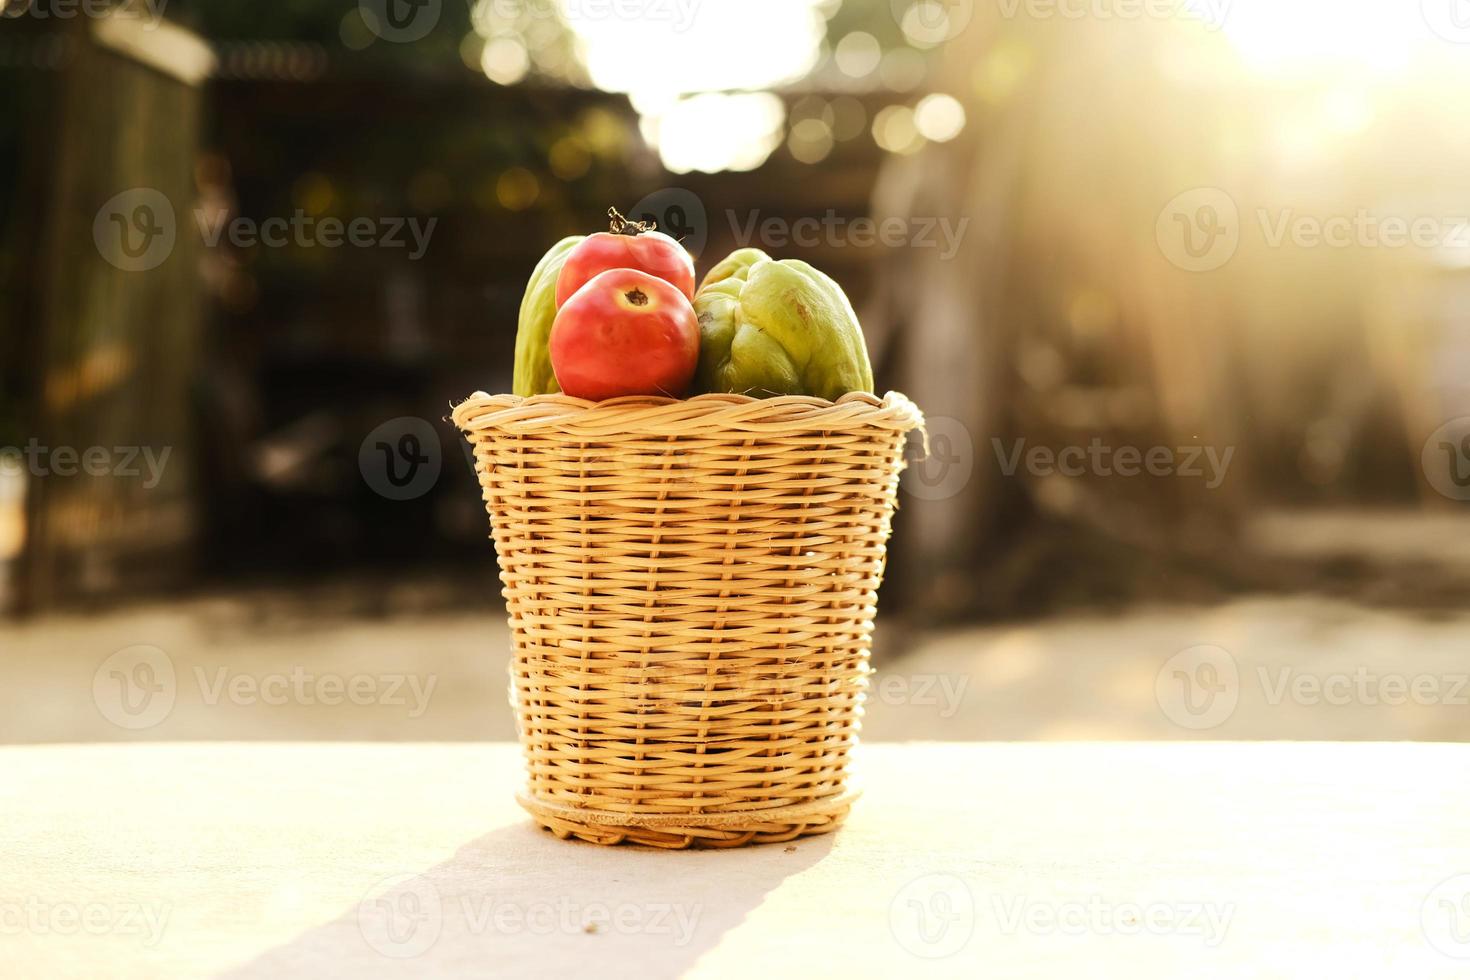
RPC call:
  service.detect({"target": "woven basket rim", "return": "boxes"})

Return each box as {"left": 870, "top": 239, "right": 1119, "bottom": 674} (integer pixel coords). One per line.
{"left": 451, "top": 389, "right": 923, "bottom": 436}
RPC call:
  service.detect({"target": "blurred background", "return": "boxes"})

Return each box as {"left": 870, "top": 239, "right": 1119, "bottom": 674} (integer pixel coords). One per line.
{"left": 4, "top": 0, "right": 1470, "bottom": 743}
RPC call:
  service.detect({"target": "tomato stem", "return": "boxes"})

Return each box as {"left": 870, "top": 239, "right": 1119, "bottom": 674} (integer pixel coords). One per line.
{"left": 608, "top": 206, "right": 655, "bottom": 236}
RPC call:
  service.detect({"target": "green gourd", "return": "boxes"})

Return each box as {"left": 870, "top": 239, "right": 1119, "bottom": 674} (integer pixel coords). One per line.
{"left": 693, "top": 248, "right": 873, "bottom": 401}
{"left": 512, "top": 236, "right": 583, "bottom": 396}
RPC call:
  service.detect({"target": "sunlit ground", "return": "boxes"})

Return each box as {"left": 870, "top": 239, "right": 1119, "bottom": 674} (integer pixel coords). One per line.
{"left": 8, "top": 508, "right": 1470, "bottom": 745}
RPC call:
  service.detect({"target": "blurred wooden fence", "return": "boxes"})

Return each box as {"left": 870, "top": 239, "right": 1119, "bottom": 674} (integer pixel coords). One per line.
{"left": 18, "top": 13, "right": 212, "bottom": 610}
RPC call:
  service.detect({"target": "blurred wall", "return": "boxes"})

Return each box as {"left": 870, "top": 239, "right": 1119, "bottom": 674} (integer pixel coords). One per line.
{"left": 873, "top": 12, "right": 1467, "bottom": 617}
{"left": 15, "top": 14, "right": 211, "bottom": 611}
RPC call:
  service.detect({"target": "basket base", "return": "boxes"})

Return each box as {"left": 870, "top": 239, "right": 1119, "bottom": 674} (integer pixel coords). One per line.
{"left": 516, "top": 790, "right": 860, "bottom": 849}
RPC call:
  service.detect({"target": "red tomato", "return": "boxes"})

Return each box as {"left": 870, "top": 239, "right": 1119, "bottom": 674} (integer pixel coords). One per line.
{"left": 555, "top": 210, "right": 696, "bottom": 307}
{"left": 550, "top": 269, "right": 699, "bottom": 401}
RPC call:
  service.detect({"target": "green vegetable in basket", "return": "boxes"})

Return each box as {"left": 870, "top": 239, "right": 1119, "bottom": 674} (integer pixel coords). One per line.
{"left": 512, "top": 235, "right": 584, "bottom": 396}
{"left": 692, "top": 248, "right": 873, "bottom": 401}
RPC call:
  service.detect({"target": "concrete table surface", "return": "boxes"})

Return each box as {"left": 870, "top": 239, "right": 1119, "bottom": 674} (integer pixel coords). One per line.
{"left": 3, "top": 742, "right": 1469, "bottom": 978}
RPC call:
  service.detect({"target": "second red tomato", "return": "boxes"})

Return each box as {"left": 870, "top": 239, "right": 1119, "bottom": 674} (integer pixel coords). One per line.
{"left": 555, "top": 211, "right": 696, "bottom": 308}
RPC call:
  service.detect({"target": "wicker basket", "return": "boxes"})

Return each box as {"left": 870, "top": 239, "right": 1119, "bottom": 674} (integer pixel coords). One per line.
{"left": 452, "top": 389, "right": 924, "bottom": 848}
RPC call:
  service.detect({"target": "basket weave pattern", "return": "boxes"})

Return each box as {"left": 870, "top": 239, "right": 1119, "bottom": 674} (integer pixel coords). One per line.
{"left": 453, "top": 390, "right": 923, "bottom": 847}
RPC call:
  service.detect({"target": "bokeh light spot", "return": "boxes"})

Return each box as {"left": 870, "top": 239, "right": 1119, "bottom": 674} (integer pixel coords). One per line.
{"left": 496, "top": 167, "right": 540, "bottom": 211}
{"left": 914, "top": 93, "right": 966, "bottom": 142}
{"left": 835, "top": 31, "right": 883, "bottom": 78}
